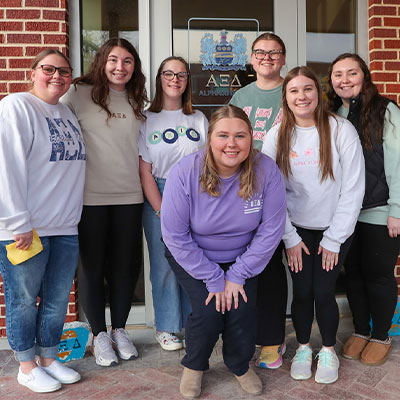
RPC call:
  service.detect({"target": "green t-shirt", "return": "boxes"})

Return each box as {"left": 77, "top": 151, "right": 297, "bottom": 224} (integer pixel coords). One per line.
{"left": 229, "top": 81, "right": 282, "bottom": 150}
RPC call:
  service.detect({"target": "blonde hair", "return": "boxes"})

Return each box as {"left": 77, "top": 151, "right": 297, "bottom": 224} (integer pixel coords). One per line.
{"left": 199, "top": 105, "right": 257, "bottom": 199}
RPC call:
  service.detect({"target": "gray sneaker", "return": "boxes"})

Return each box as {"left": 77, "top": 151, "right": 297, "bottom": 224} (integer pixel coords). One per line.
{"left": 291, "top": 345, "right": 313, "bottom": 380}
{"left": 111, "top": 328, "right": 138, "bottom": 360}
{"left": 315, "top": 348, "right": 339, "bottom": 384}
{"left": 92, "top": 331, "right": 118, "bottom": 367}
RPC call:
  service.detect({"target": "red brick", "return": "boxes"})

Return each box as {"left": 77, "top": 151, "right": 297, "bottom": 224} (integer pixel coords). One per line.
{"left": 0, "top": 307, "right": 5, "bottom": 317}
{"left": 369, "top": 0, "right": 382, "bottom": 4}
{"left": 6, "top": 9, "right": 41, "bottom": 19}
{"left": 25, "top": 0, "right": 59, "bottom": 6}
{"left": 0, "top": 295, "right": 4, "bottom": 305}
{"left": 25, "top": 46, "right": 59, "bottom": 56}
{"left": 383, "top": 16, "right": 400, "bottom": 26}
{"left": 376, "top": 83, "right": 385, "bottom": 92}
{"left": 25, "top": 22, "right": 60, "bottom": 32}
{"left": 0, "top": 328, "right": 6, "bottom": 337}
{"left": 61, "top": 0, "right": 68, "bottom": 8}
{"left": 7, "top": 34, "right": 41, "bottom": 44}
{"left": 0, "top": 70, "right": 25, "bottom": 80}
{"left": 384, "top": 39, "right": 400, "bottom": 48}
{"left": 386, "top": 0, "right": 400, "bottom": 3}
{"left": 370, "top": 50, "right": 398, "bottom": 60}
{"left": 43, "top": 10, "right": 67, "bottom": 20}
{"left": 68, "top": 304, "right": 76, "bottom": 313}
{"left": 369, "top": 16, "right": 383, "bottom": 27}
{"left": 9, "top": 58, "right": 34, "bottom": 68}
{"left": 372, "top": 71, "right": 398, "bottom": 81}
{"left": 0, "top": 22, "right": 23, "bottom": 31}
{"left": 0, "top": 319, "right": 5, "bottom": 327}
{"left": 385, "top": 61, "right": 400, "bottom": 70}
{"left": 386, "top": 83, "right": 400, "bottom": 92}
{"left": 0, "top": 59, "right": 5, "bottom": 68}
{"left": 0, "top": 82, "right": 6, "bottom": 91}
{"left": 369, "top": 39, "right": 383, "bottom": 50}
{"left": 0, "top": 47, "right": 23, "bottom": 57}
{"left": 370, "top": 27, "right": 397, "bottom": 37}
{"left": 9, "top": 82, "right": 29, "bottom": 93}
{"left": 64, "top": 315, "right": 78, "bottom": 323}
{"left": 62, "top": 22, "right": 67, "bottom": 33}
{"left": 369, "top": 5, "right": 397, "bottom": 17}
{"left": 0, "top": 0, "right": 21, "bottom": 5}
{"left": 0, "top": 34, "right": 4, "bottom": 44}
{"left": 44, "top": 34, "right": 67, "bottom": 45}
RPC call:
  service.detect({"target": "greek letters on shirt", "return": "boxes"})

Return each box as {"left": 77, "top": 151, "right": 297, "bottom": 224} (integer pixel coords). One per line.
{"left": 46, "top": 117, "right": 87, "bottom": 162}
{"left": 244, "top": 193, "right": 263, "bottom": 214}
{"left": 148, "top": 125, "right": 201, "bottom": 145}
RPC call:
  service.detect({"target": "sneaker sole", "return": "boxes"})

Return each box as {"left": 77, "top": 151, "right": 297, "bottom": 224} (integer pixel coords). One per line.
{"left": 342, "top": 352, "right": 361, "bottom": 360}
{"left": 91, "top": 346, "right": 118, "bottom": 367}
{"left": 291, "top": 373, "right": 312, "bottom": 380}
{"left": 116, "top": 351, "right": 138, "bottom": 361}
{"left": 315, "top": 375, "right": 338, "bottom": 384}
{"left": 17, "top": 378, "right": 61, "bottom": 393}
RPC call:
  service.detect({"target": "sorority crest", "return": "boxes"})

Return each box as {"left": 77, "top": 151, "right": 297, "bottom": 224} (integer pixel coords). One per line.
{"left": 200, "top": 29, "right": 247, "bottom": 72}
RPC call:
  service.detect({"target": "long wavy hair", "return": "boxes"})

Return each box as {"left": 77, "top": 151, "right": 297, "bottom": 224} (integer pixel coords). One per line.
{"left": 148, "top": 56, "right": 193, "bottom": 115}
{"left": 327, "top": 53, "right": 389, "bottom": 149}
{"left": 277, "top": 66, "right": 335, "bottom": 182}
{"left": 252, "top": 32, "right": 286, "bottom": 55}
{"left": 73, "top": 38, "right": 148, "bottom": 120}
{"left": 199, "top": 105, "right": 257, "bottom": 199}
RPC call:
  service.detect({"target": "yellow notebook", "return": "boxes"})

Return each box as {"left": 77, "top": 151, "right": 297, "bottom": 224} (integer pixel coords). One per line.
{"left": 6, "top": 229, "right": 43, "bottom": 266}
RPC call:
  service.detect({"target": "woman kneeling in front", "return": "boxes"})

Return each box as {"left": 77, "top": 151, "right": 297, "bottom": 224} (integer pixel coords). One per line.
{"left": 161, "top": 105, "right": 286, "bottom": 398}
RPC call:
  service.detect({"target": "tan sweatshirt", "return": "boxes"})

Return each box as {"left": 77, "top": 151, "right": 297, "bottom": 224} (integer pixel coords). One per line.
{"left": 62, "top": 84, "right": 143, "bottom": 205}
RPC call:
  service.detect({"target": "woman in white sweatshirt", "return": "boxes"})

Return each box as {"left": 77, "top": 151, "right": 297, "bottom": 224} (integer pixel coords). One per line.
{"left": 262, "top": 66, "right": 364, "bottom": 385}
{"left": 0, "top": 49, "right": 85, "bottom": 393}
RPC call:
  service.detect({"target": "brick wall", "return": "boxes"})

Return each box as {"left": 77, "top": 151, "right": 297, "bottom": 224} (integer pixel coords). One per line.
{"left": 0, "top": 0, "right": 69, "bottom": 100}
{"left": 0, "top": 0, "right": 77, "bottom": 337}
{"left": 369, "top": 0, "right": 400, "bottom": 291}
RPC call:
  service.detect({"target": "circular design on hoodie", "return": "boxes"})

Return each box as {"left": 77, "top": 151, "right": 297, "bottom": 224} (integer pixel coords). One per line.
{"left": 149, "top": 130, "right": 162, "bottom": 145}
{"left": 186, "top": 128, "right": 200, "bottom": 142}
{"left": 163, "top": 128, "right": 178, "bottom": 144}
{"left": 177, "top": 126, "right": 187, "bottom": 136}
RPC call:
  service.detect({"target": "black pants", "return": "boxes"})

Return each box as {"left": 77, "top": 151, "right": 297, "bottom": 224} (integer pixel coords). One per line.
{"left": 256, "top": 241, "right": 287, "bottom": 346}
{"left": 345, "top": 221, "right": 400, "bottom": 340}
{"left": 78, "top": 204, "right": 143, "bottom": 336}
{"left": 290, "top": 227, "right": 353, "bottom": 347}
{"left": 166, "top": 248, "right": 258, "bottom": 376}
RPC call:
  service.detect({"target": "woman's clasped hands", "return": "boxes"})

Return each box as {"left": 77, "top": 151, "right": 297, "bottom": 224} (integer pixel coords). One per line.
{"left": 205, "top": 280, "right": 248, "bottom": 313}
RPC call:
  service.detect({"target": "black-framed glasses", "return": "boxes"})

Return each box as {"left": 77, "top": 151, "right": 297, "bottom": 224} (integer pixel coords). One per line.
{"left": 161, "top": 70, "right": 189, "bottom": 81}
{"left": 252, "top": 49, "right": 283, "bottom": 61}
{"left": 36, "top": 64, "right": 73, "bottom": 77}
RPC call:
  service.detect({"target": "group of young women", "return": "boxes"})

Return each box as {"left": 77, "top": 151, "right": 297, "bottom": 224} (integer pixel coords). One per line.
{"left": 0, "top": 32, "right": 399, "bottom": 397}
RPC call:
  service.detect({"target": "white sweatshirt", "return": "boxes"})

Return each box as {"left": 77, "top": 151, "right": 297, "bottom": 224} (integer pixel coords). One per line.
{"left": 0, "top": 92, "right": 86, "bottom": 240}
{"left": 262, "top": 115, "right": 365, "bottom": 253}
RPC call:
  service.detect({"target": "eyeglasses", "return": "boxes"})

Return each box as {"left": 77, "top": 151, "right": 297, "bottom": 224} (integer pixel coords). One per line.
{"left": 161, "top": 70, "right": 189, "bottom": 81}
{"left": 252, "top": 49, "right": 283, "bottom": 61}
{"left": 36, "top": 64, "right": 73, "bottom": 77}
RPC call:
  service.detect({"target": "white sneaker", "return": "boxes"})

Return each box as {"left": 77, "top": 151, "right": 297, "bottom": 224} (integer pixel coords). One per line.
{"left": 315, "top": 348, "right": 339, "bottom": 384}
{"left": 17, "top": 366, "right": 61, "bottom": 393}
{"left": 291, "top": 345, "right": 313, "bottom": 380}
{"left": 38, "top": 359, "right": 81, "bottom": 384}
{"left": 111, "top": 328, "right": 138, "bottom": 360}
{"left": 92, "top": 331, "right": 118, "bottom": 367}
{"left": 155, "top": 331, "right": 183, "bottom": 351}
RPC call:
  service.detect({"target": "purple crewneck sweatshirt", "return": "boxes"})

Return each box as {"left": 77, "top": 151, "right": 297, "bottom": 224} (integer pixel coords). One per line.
{"left": 161, "top": 150, "right": 286, "bottom": 293}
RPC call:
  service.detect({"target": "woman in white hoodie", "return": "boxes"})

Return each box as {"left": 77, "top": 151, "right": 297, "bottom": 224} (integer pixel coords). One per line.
{"left": 0, "top": 49, "right": 85, "bottom": 393}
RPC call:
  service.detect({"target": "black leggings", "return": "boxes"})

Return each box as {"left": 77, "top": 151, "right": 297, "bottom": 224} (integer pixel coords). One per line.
{"left": 290, "top": 227, "right": 353, "bottom": 347}
{"left": 78, "top": 204, "right": 143, "bottom": 336}
{"left": 256, "top": 242, "right": 287, "bottom": 346}
{"left": 345, "top": 221, "right": 400, "bottom": 340}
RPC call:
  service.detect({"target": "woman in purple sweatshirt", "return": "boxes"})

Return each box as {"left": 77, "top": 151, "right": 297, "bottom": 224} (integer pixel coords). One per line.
{"left": 161, "top": 105, "right": 286, "bottom": 398}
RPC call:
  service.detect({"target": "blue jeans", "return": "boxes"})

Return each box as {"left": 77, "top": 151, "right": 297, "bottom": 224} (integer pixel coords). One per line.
{"left": 0, "top": 235, "right": 79, "bottom": 362}
{"left": 142, "top": 177, "right": 191, "bottom": 332}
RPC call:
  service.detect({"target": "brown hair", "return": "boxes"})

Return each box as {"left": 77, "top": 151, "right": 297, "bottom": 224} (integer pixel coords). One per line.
{"left": 31, "top": 49, "right": 71, "bottom": 70}
{"left": 199, "top": 105, "right": 257, "bottom": 199}
{"left": 252, "top": 32, "right": 286, "bottom": 55}
{"left": 327, "top": 53, "right": 388, "bottom": 149}
{"left": 277, "top": 66, "right": 334, "bottom": 182}
{"left": 148, "top": 56, "right": 193, "bottom": 115}
{"left": 73, "top": 38, "right": 148, "bottom": 120}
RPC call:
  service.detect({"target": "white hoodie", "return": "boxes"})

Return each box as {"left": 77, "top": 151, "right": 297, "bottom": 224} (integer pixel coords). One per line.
{"left": 0, "top": 92, "right": 86, "bottom": 240}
